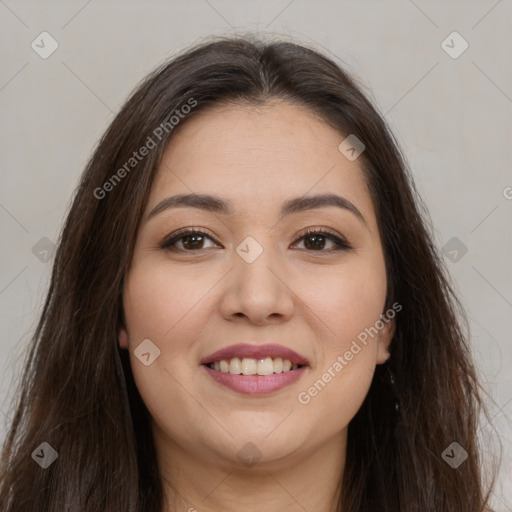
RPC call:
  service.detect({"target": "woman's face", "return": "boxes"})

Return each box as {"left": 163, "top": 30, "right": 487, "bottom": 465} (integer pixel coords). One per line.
{"left": 122, "top": 101, "right": 394, "bottom": 470}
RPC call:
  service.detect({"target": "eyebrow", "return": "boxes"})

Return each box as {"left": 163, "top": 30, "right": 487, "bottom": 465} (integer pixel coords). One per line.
{"left": 147, "top": 193, "right": 367, "bottom": 226}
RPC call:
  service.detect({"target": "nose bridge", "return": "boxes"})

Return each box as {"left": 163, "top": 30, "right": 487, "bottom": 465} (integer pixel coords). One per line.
{"left": 221, "top": 233, "right": 294, "bottom": 323}
{"left": 235, "top": 233, "right": 283, "bottom": 295}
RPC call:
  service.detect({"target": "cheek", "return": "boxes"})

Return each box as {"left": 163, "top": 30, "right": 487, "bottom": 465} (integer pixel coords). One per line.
{"left": 122, "top": 263, "right": 205, "bottom": 390}
{"left": 123, "top": 262, "right": 212, "bottom": 343}
{"left": 292, "top": 256, "right": 386, "bottom": 427}
{"left": 122, "top": 264, "right": 214, "bottom": 440}
{"left": 296, "top": 255, "right": 387, "bottom": 351}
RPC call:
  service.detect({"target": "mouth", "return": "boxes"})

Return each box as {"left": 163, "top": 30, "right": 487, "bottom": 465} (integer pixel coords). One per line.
{"left": 200, "top": 344, "right": 310, "bottom": 395}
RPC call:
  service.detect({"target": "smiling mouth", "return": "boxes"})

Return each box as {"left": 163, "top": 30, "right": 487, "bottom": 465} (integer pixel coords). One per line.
{"left": 204, "top": 357, "right": 306, "bottom": 376}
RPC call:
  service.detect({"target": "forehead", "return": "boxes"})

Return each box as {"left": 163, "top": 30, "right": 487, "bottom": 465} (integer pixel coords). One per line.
{"left": 147, "top": 101, "right": 375, "bottom": 223}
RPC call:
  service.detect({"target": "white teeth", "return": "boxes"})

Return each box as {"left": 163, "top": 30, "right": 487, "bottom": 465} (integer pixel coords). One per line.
{"left": 257, "top": 357, "right": 274, "bottom": 376}
{"left": 229, "top": 357, "right": 241, "bottom": 374}
{"left": 209, "top": 357, "right": 302, "bottom": 375}
{"left": 241, "top": 358, "right": 257, "bottom": 375}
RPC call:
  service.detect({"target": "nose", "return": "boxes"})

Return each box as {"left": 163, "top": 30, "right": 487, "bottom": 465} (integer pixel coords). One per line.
{"left": 219, "top": 241, "right": 295, "bottom": 326}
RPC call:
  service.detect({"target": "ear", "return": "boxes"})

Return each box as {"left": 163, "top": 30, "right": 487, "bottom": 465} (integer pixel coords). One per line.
{"left": 119, "top": 327, "right": 129, "bottom": 349}
{"left": 376, "top": 316, "right": 395, "bottom": 365}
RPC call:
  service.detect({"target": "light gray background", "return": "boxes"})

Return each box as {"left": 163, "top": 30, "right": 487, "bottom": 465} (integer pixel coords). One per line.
{"left": 1, "top": 0, "right": 511, "bottom": 509}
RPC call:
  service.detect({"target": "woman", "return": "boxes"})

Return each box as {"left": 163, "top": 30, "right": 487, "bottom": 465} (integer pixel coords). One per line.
{"left": 0, "top": 36, "right": 497, "bottom": 511}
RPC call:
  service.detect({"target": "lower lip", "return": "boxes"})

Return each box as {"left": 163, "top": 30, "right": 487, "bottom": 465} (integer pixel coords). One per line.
{"left": 202, "top": 365, "right": 307, "bottom": 395}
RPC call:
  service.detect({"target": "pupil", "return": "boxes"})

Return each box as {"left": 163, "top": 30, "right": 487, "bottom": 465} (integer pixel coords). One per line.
{"left": 183, "top": 235, "right": 204, "bottom": 250}
{"left": 305, "top": 234, "right": 325, "bottom": 250}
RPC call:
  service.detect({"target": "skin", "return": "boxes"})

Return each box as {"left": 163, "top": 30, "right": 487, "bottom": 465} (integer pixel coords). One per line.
{"left": 121, "top": 100, "right": 395, "bottom": 512}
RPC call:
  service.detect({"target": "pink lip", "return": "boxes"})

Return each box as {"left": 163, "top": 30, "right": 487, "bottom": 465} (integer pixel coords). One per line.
{"left": 200, "top": 343, "right": 310, "bottom": 366}
{"left": 202, "top": 365, "right": 308, "bottom": 395}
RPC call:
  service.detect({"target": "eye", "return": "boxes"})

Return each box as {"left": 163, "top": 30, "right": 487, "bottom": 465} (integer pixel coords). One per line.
{"left": 159, "top": 228, "right": 352, "bottom": 253}
{"left": 159, "top": 229, "right": 219, "bottom": 252}
{"left": 292, "top": 228, "right": 352, "bottom": 252}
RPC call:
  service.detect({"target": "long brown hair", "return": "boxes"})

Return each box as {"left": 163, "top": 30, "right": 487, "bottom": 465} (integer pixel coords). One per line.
{"left": 0, "top": 35, "right": 498, "bottom": 511}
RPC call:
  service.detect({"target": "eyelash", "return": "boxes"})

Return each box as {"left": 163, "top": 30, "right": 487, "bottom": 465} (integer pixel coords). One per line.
{"left": 158, "top": 227, "right": 353, "bottom": 253}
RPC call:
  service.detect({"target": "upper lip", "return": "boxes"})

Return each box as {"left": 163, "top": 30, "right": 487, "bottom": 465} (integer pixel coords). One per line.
{"left": 200, "top": 343, "right": 310, "bottom": 366}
